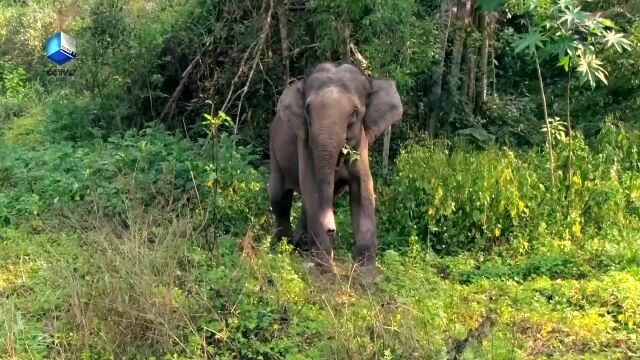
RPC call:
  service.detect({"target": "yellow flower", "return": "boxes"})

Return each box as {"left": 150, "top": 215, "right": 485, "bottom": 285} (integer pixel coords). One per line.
{"left": 428, "top": 207, "right": 435, "bottom": 216}
{"left": 435, "top": 186, "right": 444, "bottom": 203}
{"left": 571, "top": 175, "right": 582, "bottom": 186}
{"left": 495, "top": 227, "right": 501, "bottom": 237}
{"left": 572, "top": 222, "right": 582, "bottom": 237}
{"left": 206, "top": 180, "right": 213, "bottom": 188}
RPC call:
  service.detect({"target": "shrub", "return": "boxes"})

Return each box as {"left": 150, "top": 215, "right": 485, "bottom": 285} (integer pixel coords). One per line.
{"left": 0, "top": 62, "right": 43, "bottom": 124}
{"left": 478, "top": 94, "right": 543, "bottom": 147}
{"left": 0, "top": 124, "right": 267, "bottom": 237}
{"left": 379, "top": 120, "right": 640, "bottom": 255}
{"left": 45, "top": 90, "right": 98, "bottom": 143}
{"left": 379, "top": 138, "right": 540, "bottom": 254}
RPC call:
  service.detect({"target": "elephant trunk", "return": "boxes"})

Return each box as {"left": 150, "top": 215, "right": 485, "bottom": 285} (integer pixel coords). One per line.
{"left": 311, "top": 128, "right": 345, "bottom": 237}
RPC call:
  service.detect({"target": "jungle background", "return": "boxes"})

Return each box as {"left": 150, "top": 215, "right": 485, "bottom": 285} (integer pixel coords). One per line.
{"left": 1, "top": 0, "right": 640, "bottom": 358}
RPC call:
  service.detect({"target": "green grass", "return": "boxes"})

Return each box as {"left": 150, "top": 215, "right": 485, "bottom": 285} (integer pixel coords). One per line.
{"left": 1, "top": 120, "right": 640, "bottom": 359}
{"left": 2, "top": 0, "right": 640, "bottom": 357}
{"left": 2, "top": 219, "right": 639, "bottom": 359}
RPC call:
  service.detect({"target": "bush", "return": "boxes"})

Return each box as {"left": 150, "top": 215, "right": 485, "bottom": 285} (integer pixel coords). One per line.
{"left": 45, "top": 90, "right": 98, "bottom": 143}
{"left": 379, "top": 121, "right": 640, "bottom": 256}
{"left": 478, "top": 94, "right": 543, "bottom": 147}
{"left": 380, "top": 138, "right": 540, "bottom": 254}
{"left": 0, "top": 61, "right": 43, "bottom": 124}
{"left": 0, "top": 123, "right": 267, "bottom": 237}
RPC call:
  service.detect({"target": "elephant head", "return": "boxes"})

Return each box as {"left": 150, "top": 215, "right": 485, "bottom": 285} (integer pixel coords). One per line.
{"left": 275, "top": 63, "right": 403, "bottom": 267}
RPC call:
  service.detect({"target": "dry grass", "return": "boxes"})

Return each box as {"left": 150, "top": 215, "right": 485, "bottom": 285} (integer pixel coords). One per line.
{"left": 50, "top": 201, "right": 205, "bottom": 358}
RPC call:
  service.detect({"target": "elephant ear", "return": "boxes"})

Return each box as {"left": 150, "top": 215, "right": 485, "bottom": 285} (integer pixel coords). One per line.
{"left": 364, "top": 79, "right": 403, "bottom": 144}
{"left": 276, "top": 79, "right": 306, "bottom": 139}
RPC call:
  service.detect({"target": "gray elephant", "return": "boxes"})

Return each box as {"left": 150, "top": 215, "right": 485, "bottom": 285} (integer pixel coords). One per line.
{"left": 268, "top": 62, "right": 403, "bottom": 272}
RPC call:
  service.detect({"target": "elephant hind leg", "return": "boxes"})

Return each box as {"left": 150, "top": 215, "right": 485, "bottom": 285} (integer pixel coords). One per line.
{"left": 292, "top": 207, "right": 309, "bottom": 251}
{"left": 269, "top": 167, "right": 293, "bottom": 242}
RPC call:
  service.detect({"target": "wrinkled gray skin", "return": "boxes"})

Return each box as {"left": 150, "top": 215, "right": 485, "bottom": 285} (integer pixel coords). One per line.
{"left": 268, "top": 63, "right": 403, "bottom": 272}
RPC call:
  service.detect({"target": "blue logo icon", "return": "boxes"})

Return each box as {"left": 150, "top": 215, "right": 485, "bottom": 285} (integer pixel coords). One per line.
{"left": 45, "top": 32, "right": 77, "bottom": 65}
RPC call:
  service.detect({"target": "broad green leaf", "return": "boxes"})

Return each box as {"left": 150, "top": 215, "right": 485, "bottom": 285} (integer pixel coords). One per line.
{"left": 576, "top": 51, "right": 609, "bottom": 87}
{"left": 526, "top": 0, "right": 541, "bottom": 11}
{"left": 602, "top": 30, "right": 632, "bottom": 52}
{"left": 218, "top": 111, "right": 235, "bottom": 127}
{"left": 513, "top": 29, "right": 545, "bottom": 55}
{"left": 547, "top": 34, "right": 578, "bottom": 60}
{"left": 599, "top": 18, "right": 617, "bottom": 29}
{"left": 559, "top": 55, "right": 571, "bottom": 71}
{"left": 556, "top": 0, "right": 575, "bottom": 11}
{"left": 590, "top": 20, "right": 606, "bottom": 36}
{"left": 559, "top": 7, "right": 592, "bottom": 28}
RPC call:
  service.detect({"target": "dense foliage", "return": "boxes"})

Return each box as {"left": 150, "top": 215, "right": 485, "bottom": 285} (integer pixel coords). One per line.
{"left": 382, "top": 122, "right": 640, "bottom": 255}
{"left": 1, "top": 0, "right": 640, "bottom": 358}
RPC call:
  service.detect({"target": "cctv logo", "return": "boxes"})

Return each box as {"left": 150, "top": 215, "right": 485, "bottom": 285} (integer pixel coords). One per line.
{"left": 45, "top": 32, "right": 77, "bottom": 65}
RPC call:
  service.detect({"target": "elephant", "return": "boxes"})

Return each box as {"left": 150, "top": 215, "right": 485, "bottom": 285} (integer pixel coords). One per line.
{"left": 268, "top": 62, "right": 403, "bottom": 272}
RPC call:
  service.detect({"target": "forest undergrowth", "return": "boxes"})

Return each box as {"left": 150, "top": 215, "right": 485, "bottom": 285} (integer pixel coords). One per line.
{"left": 1, "top": 118, "right": 640, "bottom": 359}
{"left": 2, "top": 0, "right": 640, "bottom": 358}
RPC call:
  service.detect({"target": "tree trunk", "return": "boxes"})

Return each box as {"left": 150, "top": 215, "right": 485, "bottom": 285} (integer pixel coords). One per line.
{"left": 277, "top": 0, "right": 290, "bottom": 85}
{"left": 476, "top": 12, "right": 489, "bottom": 113}
{"left": 461, "top": 0, "right": 477, "bottom": 106}
{"left": 461, "top": 39, "right": 471, "bottom": 101}
{"left": 489, "top": 45, "right": 496, "bottom": 96}
{"left": 428, "top": 0, "right": 454, "bottom": 138}
{"left": 447, "top": 0, "right": 469, "bottom": 95}
{"left": 467, "top": 45, "right": 478, "bottom": 112}
{"left": 341, "top": 20, "right": 351, "bottom": 63}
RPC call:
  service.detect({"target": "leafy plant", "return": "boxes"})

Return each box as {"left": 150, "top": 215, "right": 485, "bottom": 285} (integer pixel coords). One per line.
{"left": 380, "top": 121, "right": 640, "bottom": 258}
{"left": 341, "top": 143, "right": 360, "bottom": 164}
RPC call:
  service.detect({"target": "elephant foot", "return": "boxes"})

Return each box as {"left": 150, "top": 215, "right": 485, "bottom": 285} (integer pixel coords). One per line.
{"left": 274, "top": 229, "right": 292, "bottom": 243}
{"left": 291, "top": 228, "right": 310, "bottom": 252}
{"left": 309, "top": 248, "right": 336, "bottom": 275}
{"left": 353, "top": 242, "right": 377, "bottom": 269}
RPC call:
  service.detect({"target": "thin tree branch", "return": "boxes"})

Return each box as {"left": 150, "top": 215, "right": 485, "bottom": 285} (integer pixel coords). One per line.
{"left": 221, "top": 41, "right": 257, "bottom": 113}
{"left": 158, "top": 50, "right": 204, "bottom": 123}
{"left": 235, "top": 0, "right": 274, "bottom": 135}
{"left": 534, "top": 48, "right": 556, "bottom": 186}
{"left": 349, "top": 43, "right": 370, "bottom": 76}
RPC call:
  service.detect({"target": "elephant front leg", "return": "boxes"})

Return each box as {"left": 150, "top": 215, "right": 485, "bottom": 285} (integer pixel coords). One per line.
{"left": 348, "top": 134, "right": 378, "bottom": 269}
{"left": 305, "top": 211, "right": 337, "bottom": 272}
{"left": 349, "top": 172, "right": 378, "bottom": 268}
{"left": 297, "top": 141, "right": 335, "bottom": 273}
